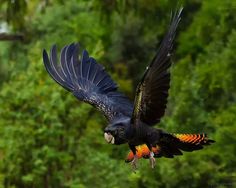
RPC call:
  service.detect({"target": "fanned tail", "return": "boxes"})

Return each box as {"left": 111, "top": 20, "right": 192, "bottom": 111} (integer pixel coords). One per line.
{"left": 125, "top": 133, "right": 215, "bottom": 162}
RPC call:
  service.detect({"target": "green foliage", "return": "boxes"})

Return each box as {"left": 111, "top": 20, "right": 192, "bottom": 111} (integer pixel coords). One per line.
{"left": 0, "top": 0, "right": 236, "bottom": 187}
{"left": 0, "top": 0, "right": 27, "bottom": 31}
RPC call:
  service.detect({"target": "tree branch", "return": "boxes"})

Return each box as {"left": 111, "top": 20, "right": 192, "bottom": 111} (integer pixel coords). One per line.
{"left": 0, "top": 33, "right": 24, "bottom": 41}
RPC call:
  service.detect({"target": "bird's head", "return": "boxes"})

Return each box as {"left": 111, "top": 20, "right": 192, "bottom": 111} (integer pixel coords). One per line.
{"left": 104, "top": 117, "right": 131, "bottom": 145}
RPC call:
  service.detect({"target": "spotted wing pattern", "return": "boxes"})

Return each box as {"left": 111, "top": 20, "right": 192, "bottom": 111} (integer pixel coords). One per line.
{"left": 43, "top": 43, "right": 133, "bottom": 122}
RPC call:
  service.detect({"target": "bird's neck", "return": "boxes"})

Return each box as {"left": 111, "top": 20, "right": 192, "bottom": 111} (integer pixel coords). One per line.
{"left": 125, "top": 124, "right": 135, "bottom": 140}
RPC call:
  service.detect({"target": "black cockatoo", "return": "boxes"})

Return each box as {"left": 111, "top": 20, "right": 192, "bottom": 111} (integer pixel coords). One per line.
{"left": 43, "top": 8, "right": 214, "bottom": 170}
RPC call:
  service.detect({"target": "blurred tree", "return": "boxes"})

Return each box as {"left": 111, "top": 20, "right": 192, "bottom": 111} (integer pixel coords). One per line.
{"left": 0, "top": 0, "right": 26, "bottom": 41}
{"left": 0, "top": 0, "right": 236, "bottom": 188}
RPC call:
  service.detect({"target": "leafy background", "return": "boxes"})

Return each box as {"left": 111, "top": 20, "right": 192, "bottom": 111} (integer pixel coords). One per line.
{"left": 0, "top": 0, "right": 236, "bottom": 187}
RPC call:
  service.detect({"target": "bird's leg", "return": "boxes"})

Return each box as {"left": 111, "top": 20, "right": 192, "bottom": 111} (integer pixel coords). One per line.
{"left": 149, "top": 151, "right": 156, "bottom": 168}
{"left": 131, "top": 154, "right": 138, "bottom": 171}
{"left": 129, "top": 144, "right": 138, "bottom": 171}
{"left": 147, "top": 144, "right": 156, "bottom": 169}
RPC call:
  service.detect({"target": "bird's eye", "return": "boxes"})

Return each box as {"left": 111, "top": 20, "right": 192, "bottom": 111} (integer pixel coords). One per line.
{"left": 109, "top": 129, "right": 118, "bottom": 135}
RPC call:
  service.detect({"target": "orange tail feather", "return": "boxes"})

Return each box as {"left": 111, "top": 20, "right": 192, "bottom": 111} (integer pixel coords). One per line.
{"left": 173, "top": 133, "right": 215, "bottom": 145}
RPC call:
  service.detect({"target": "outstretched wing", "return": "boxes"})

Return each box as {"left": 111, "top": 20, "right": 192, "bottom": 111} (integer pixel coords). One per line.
{"left": 131, "top": 8, "right": 183, "bottom": 126}
{"left": 43, "top": 43, "right": 133, "bottom": 122}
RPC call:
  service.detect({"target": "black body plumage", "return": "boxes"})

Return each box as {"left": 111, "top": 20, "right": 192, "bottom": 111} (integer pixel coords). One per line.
{"left": 43, "top": 7, "right": 214, "bottom": 166}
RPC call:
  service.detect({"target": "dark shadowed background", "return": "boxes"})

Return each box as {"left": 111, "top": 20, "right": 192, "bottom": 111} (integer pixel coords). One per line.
{"left": 0, "top": 0, "right": 236, "bottom": 187}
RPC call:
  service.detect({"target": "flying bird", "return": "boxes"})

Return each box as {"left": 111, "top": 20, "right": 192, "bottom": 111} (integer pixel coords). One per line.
{"left": 42, "top": 8, "right": 214, "bottom": 170}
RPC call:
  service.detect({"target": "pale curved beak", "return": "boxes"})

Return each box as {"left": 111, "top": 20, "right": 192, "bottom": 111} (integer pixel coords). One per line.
{"left": 104, "top": 132, "right": 115, "bottom": 144}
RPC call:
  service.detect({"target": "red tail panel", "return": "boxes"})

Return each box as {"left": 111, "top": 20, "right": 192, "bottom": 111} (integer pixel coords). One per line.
{"left": 174, "top": 133, "right": 213, "bottom": 145}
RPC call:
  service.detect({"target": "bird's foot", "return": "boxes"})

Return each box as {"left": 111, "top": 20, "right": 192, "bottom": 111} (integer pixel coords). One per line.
{"left": 131, "top": 155, "right": 138, "bottom": 172}
{"left": 149, "top": 152, "right": 156, "bottom": 169}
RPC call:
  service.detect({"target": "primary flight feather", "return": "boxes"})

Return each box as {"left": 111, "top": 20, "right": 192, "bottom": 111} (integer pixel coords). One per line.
{"left": 43, "top": 8, "right": 214, "bottom": 170}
